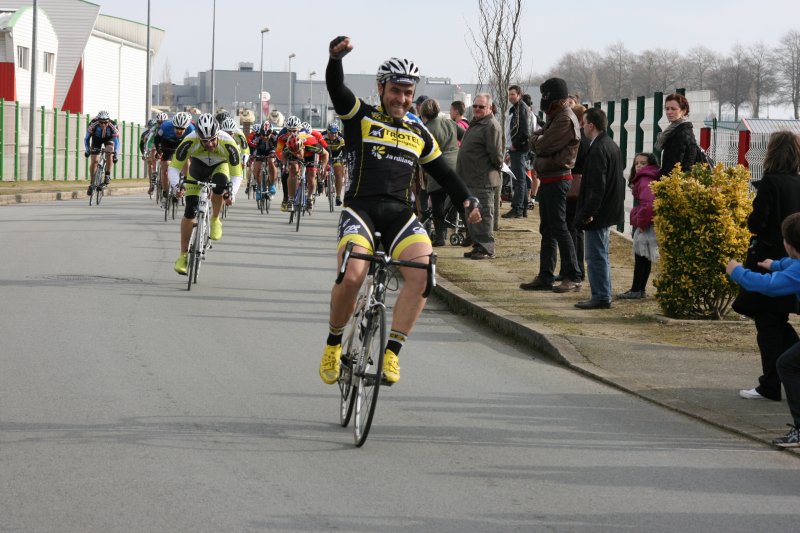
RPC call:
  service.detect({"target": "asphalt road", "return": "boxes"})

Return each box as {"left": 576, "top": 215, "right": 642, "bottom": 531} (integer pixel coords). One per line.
{"left": 2, "top": 193, "right": 800, "bottom": 532}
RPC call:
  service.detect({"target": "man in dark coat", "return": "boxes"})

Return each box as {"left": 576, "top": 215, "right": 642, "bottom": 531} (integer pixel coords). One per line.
{"left": 573, "top": 108, "right": 625, "bottom": 309}
{"left": 502, "top": 84, "right": 531, "bottom": 218}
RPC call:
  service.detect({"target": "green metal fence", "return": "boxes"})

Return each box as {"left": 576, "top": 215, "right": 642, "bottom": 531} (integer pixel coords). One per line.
{"left": 0, "top": 99, "right": 146, "bottom": 181}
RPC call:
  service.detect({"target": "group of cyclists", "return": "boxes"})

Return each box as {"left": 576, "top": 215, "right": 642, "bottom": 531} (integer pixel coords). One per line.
{"left": 88, "top": 35, "right": 482, "bottom": 390}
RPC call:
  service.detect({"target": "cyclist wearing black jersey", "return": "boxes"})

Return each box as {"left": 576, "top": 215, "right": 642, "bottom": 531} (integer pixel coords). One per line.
{"left": 319, "top": 36, "right": 481, "bottom": 385}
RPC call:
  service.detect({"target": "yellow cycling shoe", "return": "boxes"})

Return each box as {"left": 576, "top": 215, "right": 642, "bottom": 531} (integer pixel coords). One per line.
{"left": 319, "top": 344, "right": 342, "bottom": 384}
{"left": 382, "top": 349, "right": 400, "bottom": 384}
{"left": 210, "top": 216, "right": 222, "bottom": 240}
{"left": 174, "top": 252, "right": 188, "bottom": 275}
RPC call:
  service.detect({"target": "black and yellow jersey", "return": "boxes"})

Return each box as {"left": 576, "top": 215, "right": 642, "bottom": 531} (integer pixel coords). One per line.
{"left": 325, "top": 133, "right": 346, "bottom": 159}
{"left": 170, "top": 130, "right": 243, "bottom": 180}
{"left": 326, "top": 56, "right": 470, "bottom": 208}
{"left": 338, "top": 99, "right": 441, "bottom": 204}
{"left": 231, "top": 129, "right": 250, "bottom": 156}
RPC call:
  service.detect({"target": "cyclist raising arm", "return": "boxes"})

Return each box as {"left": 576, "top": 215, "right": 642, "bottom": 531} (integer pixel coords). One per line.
{"left": 170, "top": 113, "right": 243, "bottom": 275}
{"left": 319, "top": 35, "right": 481, "bottom": 385}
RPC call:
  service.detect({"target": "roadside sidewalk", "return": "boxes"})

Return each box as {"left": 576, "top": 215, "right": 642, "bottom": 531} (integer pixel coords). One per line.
{"left": 0, "top": 179, "right": 148, "bottom": 206}
{"left": 432, "top": 208, "right": 800, "bottom": 455}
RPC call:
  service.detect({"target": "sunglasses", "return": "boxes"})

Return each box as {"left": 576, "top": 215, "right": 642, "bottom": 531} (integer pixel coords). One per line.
{"left": 472, "top": 104, "right": 486, "bottom": 109}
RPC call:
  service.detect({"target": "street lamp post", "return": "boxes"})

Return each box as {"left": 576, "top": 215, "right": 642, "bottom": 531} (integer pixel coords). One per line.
{"left": 288, "top": 53, "right": 296, "bottom": 117}
{"left": 309, "top": 70, "right": 316, "bottom": 127}
{"left": 210, "top": 0, "right": 216, "bottom": 113}
{"left": 259, "top": 27, "right": 269, "bottom": 123}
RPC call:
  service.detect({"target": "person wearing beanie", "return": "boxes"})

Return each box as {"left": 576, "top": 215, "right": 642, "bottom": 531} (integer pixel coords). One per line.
{"left": 520, "top": 77, "right": 582, "bottom": 294}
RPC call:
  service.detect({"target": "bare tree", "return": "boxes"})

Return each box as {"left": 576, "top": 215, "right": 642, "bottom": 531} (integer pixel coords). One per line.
{"left": 630, "top": 50, "right": 659, "bottom": 96}
{"left": 776, "top": 30, "right": 800, "bottom": 119}
{"left": 601, "top": 41, "right": 633, "bottom": 101}
{"left": 710, "top": 46, "right": 753, "bottom": 120}
{"left": 652, "top": 48, "right": 682, "bottom": 93}
{"left": 685, "top": 46, "right": 718, "bottom": 90}
{"left": 747, "top": 42, "right": 779, "bottom": 118}
{"left": 548, "top": 49, "right": 603, "bottom": 102}
{"left": 160, "top": 59, "right": 174, "bottom": 109}
{"left": 466, "top": 0, "right": 524, "bottom": 130}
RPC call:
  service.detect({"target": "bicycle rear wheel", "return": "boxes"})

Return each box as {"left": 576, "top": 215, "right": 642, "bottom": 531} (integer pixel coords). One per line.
{"left": 95, "top": 185, "right": 103, "bottom": 205}
{"left": 353, "top": 305, "right": 386, "bottom": 447}
{"left": 164, "top": 188, "right": 171, "bottom": 222}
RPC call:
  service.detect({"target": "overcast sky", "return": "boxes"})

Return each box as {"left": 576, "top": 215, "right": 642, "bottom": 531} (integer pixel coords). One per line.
{"left": 95, "top": 0, "right": 798, "bottom": 91}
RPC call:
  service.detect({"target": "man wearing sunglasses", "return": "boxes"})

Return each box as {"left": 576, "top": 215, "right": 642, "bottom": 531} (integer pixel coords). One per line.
{"left": 84, "top": 110, "right": 120, "bottom": 196}
{"left": 152, "top": 112, "right": 195, "bottom": 204}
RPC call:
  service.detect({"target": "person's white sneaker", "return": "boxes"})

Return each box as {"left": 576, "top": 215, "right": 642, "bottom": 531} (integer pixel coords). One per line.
{"left": 739, "top": 388, "right": 767, "bottom": 400}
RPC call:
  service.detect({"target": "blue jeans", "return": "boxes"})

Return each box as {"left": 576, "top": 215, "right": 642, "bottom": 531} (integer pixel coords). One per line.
{"left": 585, "top": 227, "right": 612, "bottom": 303}
{"left": 509, "top": 150, "right": 528, "bottom": 213}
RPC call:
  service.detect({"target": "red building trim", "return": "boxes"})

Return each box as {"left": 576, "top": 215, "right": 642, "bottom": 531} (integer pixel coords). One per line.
{"left": 0, "top": 62, "right": 16, "bottom": 101}
{"left": 62, "top": 60, "right": 83, "bottom": 113}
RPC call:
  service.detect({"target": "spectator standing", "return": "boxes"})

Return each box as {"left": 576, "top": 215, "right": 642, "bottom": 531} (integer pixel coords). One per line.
{"left": 502, "top": 85, "right": 531, "bottom": 219}
{"left": 522, "top": 93, "right": 540, "bottom": 206}
{"left": 726, "top": 212, "right": 800, "bottom": 448}
{"left": 519, "top": 77, "right": 582, "bottom": 293}
{"left": 557, "top": 104, "right": 590, "bottom": 282}
{"left": 656, "top": 93, "right": 703, "bottom": 176}
{"left": 733, "top": 131, "right": 800, "bottom": 402}
{"left": 419, "top": 98, "right": 461, "bottom": 247}
{"left": 618, "top": 152, "right": 661, "bottom": 299}
{"left": 457, "top": 93, "right": 504, "bottom": 260}
{"left": 573, "top": 108, "right": 625, "bottom": 309}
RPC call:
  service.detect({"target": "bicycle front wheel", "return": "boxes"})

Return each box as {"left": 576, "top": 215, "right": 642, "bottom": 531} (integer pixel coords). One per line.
{"left": 187, "top": 224, "right": 198, "bottom": 291}
{"left": 295, "top": 187, "right": 304, "bottom": 232}
{"left": 353, "top": 305, "right": 386, "bottom": 447}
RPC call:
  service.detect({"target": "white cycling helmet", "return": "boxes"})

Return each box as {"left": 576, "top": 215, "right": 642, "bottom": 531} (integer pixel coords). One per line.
{"left": 221, "top": 117, "right": 237, "bottom": 132}
{"left": 96, "top": 110, "right": 110, "bottom": 121}
{"left": 173, "top": 112, "right": 192, "bottom": 129}
{"left": 285, "top": 116, "right": 302, "bottom": 131}
{"left": 195, "top": 113, "right": 219, "bottom": 140}
{"left": 376, "top": 57, "right": 420, "bottom": 85}
{"left": 301, "top": 121, "right": 311, "bottom": 131}
{"left": 156, "top": 112, "right": 169, "bottom": 122}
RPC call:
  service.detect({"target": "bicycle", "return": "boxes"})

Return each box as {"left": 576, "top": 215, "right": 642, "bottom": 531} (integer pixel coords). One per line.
{"left": 89, "top": 146, "right": 108, "bottom": 206}
{"left": 335, "top": 236, "right": 437, "bottom": 446}
{"left": 186, "top": 181, "right": 215, "bottom": 291}
{"left": 324, "top": 164, "right": 336, "bottom": 212}
{"left": 288, "top": 158, "right": 308, "bottom": 232}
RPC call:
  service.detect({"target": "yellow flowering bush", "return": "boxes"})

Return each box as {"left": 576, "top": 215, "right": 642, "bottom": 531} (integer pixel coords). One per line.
{"left": 651, "top": 163, "right": 753, "bottom": 319}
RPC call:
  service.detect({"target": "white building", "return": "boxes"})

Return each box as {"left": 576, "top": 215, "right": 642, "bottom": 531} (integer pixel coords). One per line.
{"left": 0, "top": 0, "right": 163, "bottom": 123}
{"left": 0, "top": 5, "right": 58, "bottom": 107}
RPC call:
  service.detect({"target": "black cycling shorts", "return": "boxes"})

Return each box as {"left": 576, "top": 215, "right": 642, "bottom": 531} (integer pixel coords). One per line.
{"left": 336, "top": 197, "right": 430, "bottom": 259}
{"left": 90, "top": 137, "right": 114, "bottom": 152}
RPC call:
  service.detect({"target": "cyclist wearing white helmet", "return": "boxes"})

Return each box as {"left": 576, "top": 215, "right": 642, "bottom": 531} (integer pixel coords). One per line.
{"left": 151, "top": 111, "right": 196, "bottom": 201}
{"left": 168, "top": 113, "right": 243, "bottom": 275}
{"left": 221, "top": 117, "right": 250, "bottom": 166}
{"left": 84, "top": 111, "right": 120, "bottom": 196}
{"left": 317, "top": 36, "right": 481, "bottom": 386}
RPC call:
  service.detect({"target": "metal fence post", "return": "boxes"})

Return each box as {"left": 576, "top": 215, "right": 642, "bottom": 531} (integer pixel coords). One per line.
{"left": 52, "top": 107, "right": 58, "bottom": 180}
{"left": 40, "top": 106, "right": 46, "bottom": 179}
{"left": 619, "top": 98, "right": 629, "bottom": 168}
{"left": 85, "top": 115, "right": 90, "bottom": 179}
{"left": 14, "top": 101, "right": 20, "bottom": 180}
{"left": 635, "top": 96, "right": 645, "bottom": 154}
{"left": 64, "top": 111, "right": 70, "bottom": 179}
{"left": 738, "top": 130, "right": 751, "bottom": 167}
{"left": 75, "top": 112, "right": 81, "bottom": 180}
{"left": 117, "top": 121, "right": 124, "bottom": 179}
{"left": 676, "top": 88, "right": 685, "bottom": 96}
{"left": 606, "top": 100, "right": 615, "bottom": 141}
{"left": 128, "top": 122, "right": 134, "bottom": 178}
{"left": 652, "top": 91, "right": 664, "bottom": 161}
{"left": 0, "top": 98, "right": 4, "bottom": 181}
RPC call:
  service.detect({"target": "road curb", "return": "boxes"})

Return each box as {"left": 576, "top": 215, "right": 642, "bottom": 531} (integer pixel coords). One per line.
{"left": 433, "top": 276, "right": 800, "bottom": 455}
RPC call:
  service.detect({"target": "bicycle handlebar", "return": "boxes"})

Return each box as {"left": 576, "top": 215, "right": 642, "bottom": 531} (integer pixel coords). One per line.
{"left": 335, "top": 238, "right": 437, "bottom": 297}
